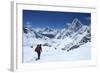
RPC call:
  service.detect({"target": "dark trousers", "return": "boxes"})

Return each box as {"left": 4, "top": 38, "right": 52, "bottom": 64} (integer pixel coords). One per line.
{"left": 37, "top": 51, "right": 41, "bottom": 59}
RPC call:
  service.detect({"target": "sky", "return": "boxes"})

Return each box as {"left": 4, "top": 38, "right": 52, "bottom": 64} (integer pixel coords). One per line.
{"left": 23, "top": 10, "right": 91, "bottom": 29}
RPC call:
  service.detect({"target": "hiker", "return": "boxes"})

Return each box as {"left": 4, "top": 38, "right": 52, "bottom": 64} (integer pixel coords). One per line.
{"left": 35, "top": 44, "right": 42, "bottom": 60}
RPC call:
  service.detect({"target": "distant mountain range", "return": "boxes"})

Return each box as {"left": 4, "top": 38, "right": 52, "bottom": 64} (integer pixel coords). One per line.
{"left": 23, "top": 18, "right": 91, "bottom": 51}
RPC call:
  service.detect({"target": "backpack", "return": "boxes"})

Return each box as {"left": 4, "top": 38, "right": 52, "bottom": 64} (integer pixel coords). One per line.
{"left": 35, "top": 45, "right": 41, "bottom": 52}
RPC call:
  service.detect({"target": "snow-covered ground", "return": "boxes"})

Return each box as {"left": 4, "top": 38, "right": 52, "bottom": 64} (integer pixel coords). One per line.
{"left": 23, "top": 42, "right": 91, "bottom": 63}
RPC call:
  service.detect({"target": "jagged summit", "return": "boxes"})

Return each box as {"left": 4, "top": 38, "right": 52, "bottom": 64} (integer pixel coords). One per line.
{"left": 69, "top": 18, "right": 83, "bottom": 32}
{"left": 72, "top": 18, "right": 83, "bottom": 25}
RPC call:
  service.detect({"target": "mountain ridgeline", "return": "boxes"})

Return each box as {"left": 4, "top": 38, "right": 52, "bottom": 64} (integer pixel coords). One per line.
{"left": 23, "top": 18, "right": 91, "bottom": 52}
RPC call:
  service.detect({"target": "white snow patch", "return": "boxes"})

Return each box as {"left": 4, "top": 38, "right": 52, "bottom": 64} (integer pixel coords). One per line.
{"left": 23, "top": 42, "right": 91, "bottom": 63}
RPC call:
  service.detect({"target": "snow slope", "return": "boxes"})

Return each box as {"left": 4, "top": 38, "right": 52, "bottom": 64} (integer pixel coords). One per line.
{"left": 23, "top": 42, "right": 91, "bottom": 63}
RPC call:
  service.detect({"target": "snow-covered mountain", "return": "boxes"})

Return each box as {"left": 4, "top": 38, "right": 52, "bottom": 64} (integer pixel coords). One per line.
{"left": 55, "top": 18, "right": 89, "bottom": 39}
{"left": 23, "top": 18, "right": 91, "bottom": 51}
{"left": 57, "top": 18, "right": 91, "bottom": 51}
